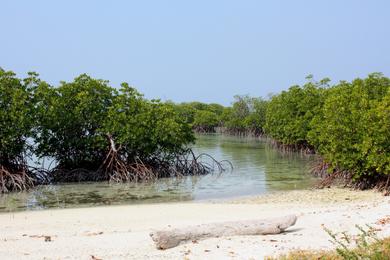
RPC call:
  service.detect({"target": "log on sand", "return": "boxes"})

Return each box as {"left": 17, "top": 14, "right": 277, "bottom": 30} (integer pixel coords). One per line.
{"left": 150, "top": 214, "right": 297, "bottom": 250}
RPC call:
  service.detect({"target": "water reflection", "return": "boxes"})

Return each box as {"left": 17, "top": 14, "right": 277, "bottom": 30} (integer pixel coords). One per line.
{"left": 0, "top": 134, "right": 316, "bottom": 212}
{"left": 192, "top": 135, "right": 315, "bottom": 197}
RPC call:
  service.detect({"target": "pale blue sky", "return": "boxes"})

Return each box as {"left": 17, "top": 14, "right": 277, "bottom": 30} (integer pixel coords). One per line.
{"left": 1, "top": 0, "right": 389, "bottom": 105}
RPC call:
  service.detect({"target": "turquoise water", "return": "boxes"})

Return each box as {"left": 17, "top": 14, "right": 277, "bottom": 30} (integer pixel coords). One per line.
{"left": 0, "top": 135, "right": 316, "bottom": 212}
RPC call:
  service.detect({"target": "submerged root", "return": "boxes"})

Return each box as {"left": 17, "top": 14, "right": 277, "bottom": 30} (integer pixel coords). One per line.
{"left": 50, "top": 168, "right": 105, "bottom": 182}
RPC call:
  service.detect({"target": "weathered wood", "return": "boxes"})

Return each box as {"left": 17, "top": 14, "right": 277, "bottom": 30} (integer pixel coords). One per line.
{"left": 150, "top": 214, "right": 297, "bottom": 250}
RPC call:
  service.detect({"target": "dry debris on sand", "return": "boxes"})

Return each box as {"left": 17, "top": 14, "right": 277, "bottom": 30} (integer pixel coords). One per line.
{"left": 1, "top": 188, "right": 389, "bottom": 259}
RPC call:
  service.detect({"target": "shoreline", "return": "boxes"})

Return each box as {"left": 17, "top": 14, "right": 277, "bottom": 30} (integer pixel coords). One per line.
{"left": 1, "top": 186, "right": 376, "bottom": 215}
{"left": 1, "top": 187, "right": 389, "bottom": 259}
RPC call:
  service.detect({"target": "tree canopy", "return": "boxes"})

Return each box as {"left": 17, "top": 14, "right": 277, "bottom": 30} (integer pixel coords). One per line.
{"left": 0, "top": 68, "right": 389, "bottom": 192}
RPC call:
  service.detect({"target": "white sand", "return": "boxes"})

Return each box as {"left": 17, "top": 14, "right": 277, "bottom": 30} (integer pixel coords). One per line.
{"left": 1, "top": 188, "right": 390, "bottom": 260}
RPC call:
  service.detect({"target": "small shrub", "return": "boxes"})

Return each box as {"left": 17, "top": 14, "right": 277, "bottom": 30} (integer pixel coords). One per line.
{"left": 269, "top": 225, "right": 390, "bottom": 260}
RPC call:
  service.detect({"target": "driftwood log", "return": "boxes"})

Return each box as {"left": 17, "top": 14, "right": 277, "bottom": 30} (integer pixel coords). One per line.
{"left": 150, "top": 214, "right": 297, "bottom": 250}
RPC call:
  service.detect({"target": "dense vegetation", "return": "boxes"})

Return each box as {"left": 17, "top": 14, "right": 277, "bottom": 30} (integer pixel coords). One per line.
{"left": 265, "top": 76, "right": 329, "bottom": 151}
{"left": 174, "top": 102, "right": 224, "bottom": 133}
{"left": 174, "top": 95, "right": 268, "bottom": 136}
{"left": 174, "top": 73, "right": 389, "bottom": 190}
{"left": 34, "top": 74, "right": 202, "bottom": 182}
{"left": 265, "top": 73, "right": 389, "bottom": 190}
{"left": 0, "top": 69, "right": 224, "bottom": 192}
{"left": 0, "top": 69, "right": 42, "bottom": 192}
{"left": 0, "top": 67, "right": 389, "bottom": 192}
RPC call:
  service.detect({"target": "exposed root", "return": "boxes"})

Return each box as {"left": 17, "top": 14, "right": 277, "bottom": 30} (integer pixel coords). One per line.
{"left": 28, "top": 166, "right": 51, "bottom": 185}
{"left": 48, "top": 135, "right": 233, "bottom": 183}
{"left": 311, "top": 160, "right": 390, "bottom": 193}
{"left": 192, "top": 126, "right": 264, "bottom": 137}
{"left": 310, "top": 159, "right": 331, "bottom": 178}
{"left": 0, "top": 161, "right": 33, "bottom": 193}
{"left": 215, "top": 127, "right": 264, "bottom": 137}
{"left": 98, "top": 134, "right": 130, "bottom": 182}
{"left": 266, "top": 138, "right": 315, "bottom": 155}
{"left": 192, "top": 126, "right": 216, "bottom": 134}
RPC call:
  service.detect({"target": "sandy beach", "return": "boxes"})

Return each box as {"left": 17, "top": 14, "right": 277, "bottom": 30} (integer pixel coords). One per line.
{"left": 1, "top": 188, "right": 390, "bottom": 260}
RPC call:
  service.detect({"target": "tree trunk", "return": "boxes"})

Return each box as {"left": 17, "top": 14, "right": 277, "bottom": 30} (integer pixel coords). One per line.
{"left": 150, "top": 214, "right": 297, "bottom": 250}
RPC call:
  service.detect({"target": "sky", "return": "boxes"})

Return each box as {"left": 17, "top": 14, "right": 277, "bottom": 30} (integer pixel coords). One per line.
{"left": 1, "top": 0, "right": 390, "bottom": 105}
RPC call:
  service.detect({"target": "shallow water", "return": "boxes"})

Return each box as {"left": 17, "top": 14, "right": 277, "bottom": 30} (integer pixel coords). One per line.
{"left": 0, "top": 135, "right": 316, "bottom": 212}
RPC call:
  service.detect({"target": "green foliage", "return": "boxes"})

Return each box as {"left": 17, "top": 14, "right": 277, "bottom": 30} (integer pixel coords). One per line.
{"left": 0, "top": 69, "right": 44, "bottom": 192}
{"left": 223, "top": 95, "right": 268, "bottom": 135}
{"left": 0, "top": 69, "right": 39, "bottom": 162}
{"left": 193, "top": 110, "right": 219, "bottom": 131}
{"left": 242, "top": 97, "right": 268, "bottom": 131}
{"left": 265, "top": 78, "right": 328, "bottom": 146}
{"left": 365, "top": 90, "right": 390, "bottom": 176}
{"left": 207, "top": 103, "right": 225, "bottom": 116}
{"left": 219, "top": 107, "right": 233, "bottom": 126}
{"left": 173, "top": 97, "right": 267, "bottom": 135}
{"left": 323, "top": 225, "right": 383, "bottom": 260}
{"left": 223, "top": 95, "right": 250, "bottom": 130}
{"left": 35, "top": 74, "right": 115, "bottom": 169}
{"left": 104, "top": 85, "right": 194, "bottom": 159}
{"left": 265, "top": 73, "right": 389, "bottom": 184}
{"left": 174, "top": 102, "right": 224, "bottom": 132}
{"left": 271, "top": 225, "right": 390, "bottom": 260}
{"left": 309, "top": 73, "right": 390, "bottom": 180}
{"left": 35, "top": 74, "right": 195, "bottom": 172}
{"left": 1, "top": 67, "right": 388, "bottom": 189}
{"left": 174, "top": 103, "right": 196, "bottom": 124}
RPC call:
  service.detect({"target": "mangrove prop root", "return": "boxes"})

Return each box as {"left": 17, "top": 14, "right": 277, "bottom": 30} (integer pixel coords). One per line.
{"left": 214, "top": 126, "right": 264, "bottom": 137}
{"left": 0, "top": 163, "right": 33, "bottom": 193}
{"left": 267, "top": 138, "right": 315, "bottom": 154}
{"left": 98, "top": 134, "right": 129, "bottom": 182}
{"left": 311, "top": 160, "right": 390, "bottom": 193}
{"left": 150, "top": 214, "right": 297, "bottom": 250}
{"left": 98, "top": 134, "right": 233, "bottom": 182}
{"left": 45, "top": 135, "right": 234, "bottom": 183}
